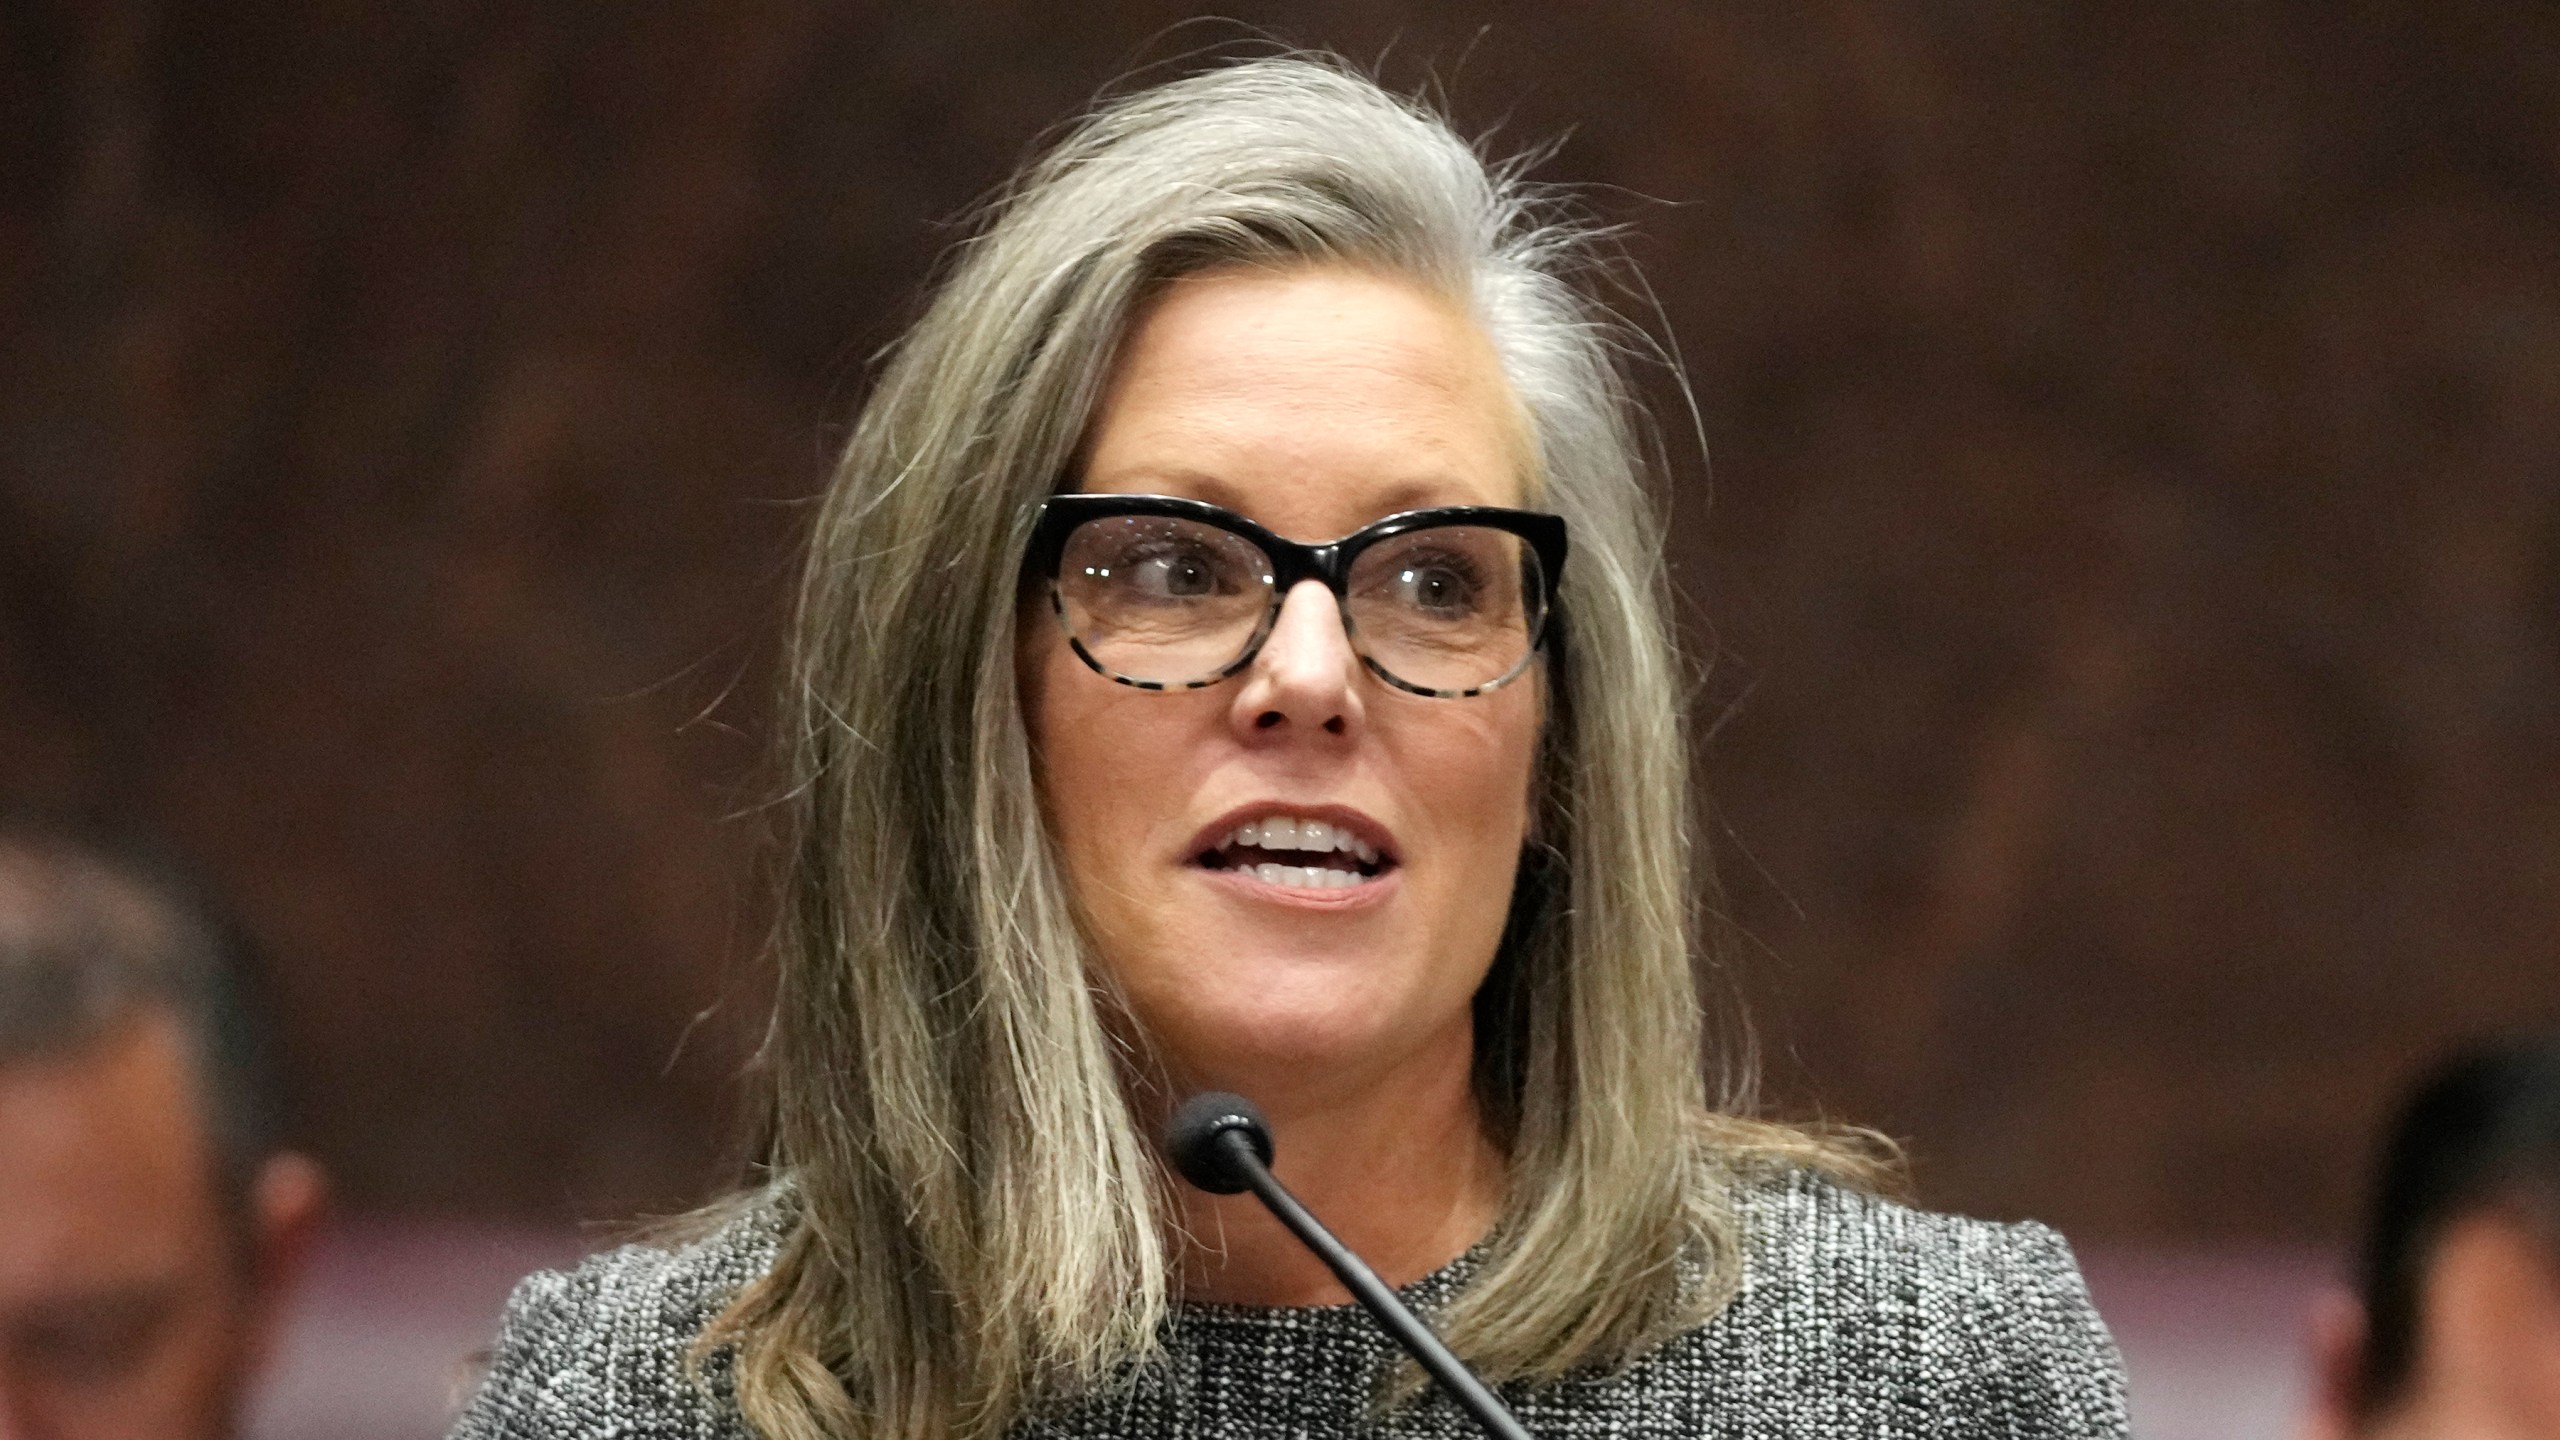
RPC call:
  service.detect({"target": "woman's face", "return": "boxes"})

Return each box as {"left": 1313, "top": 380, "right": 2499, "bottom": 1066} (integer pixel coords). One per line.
{"left": 1022, "top": 264, "right": 1542, "bottom": 1102}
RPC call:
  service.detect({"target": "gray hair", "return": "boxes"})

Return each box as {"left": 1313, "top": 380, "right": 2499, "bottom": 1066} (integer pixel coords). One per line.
{"left": 709, "top": 55, "right": 1885, "bottom": 1440}
{"left": 0, "top": 822, "right": 279, "bottom": 1204}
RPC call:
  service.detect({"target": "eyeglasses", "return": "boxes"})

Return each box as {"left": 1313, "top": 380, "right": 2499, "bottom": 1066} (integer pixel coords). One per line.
{"left": 1025, "top": 494, "right": 1567, "bottom": 698}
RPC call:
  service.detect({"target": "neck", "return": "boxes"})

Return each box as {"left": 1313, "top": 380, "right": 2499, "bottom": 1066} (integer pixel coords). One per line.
{"left": 1159, "top": 1031, "right": 1507, "bottom": 1307}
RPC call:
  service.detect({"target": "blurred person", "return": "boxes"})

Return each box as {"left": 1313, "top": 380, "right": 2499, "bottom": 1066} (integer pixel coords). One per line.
{"left": 0, "top": 823, "right": 327, "bottom": 1439}
{"left": 454, "top": 55, "right": 2128, "bottom": 1440}
{"left": 2303, "top": 1037, "right": 2560, "bottom": 1439}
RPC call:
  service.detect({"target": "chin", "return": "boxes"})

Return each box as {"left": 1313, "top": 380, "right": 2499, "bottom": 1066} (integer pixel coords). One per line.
{"left": 1140, "top": 974, "right": 1443, "bottom": 1090}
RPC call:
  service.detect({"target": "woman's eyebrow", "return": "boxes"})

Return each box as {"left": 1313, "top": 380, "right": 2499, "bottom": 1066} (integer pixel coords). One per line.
{"left": 1084, "top": 469, "right": 1498, "bottom": 529}
{"left": 1076, "top": 465, "right": 1239, "bottom": 506}
{"left": 1358, "top": 478, "right": 1480, "bottom": 516}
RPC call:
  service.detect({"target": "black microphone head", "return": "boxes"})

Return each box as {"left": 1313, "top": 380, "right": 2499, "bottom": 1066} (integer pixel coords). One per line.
{"left": 1163, "top": 1091, "right": 1274, "bottom": 1195}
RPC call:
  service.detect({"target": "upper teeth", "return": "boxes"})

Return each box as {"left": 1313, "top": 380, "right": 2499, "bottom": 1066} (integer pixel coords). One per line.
{"left": 1224, "top": 816, "right": 1380, "bottom": 865}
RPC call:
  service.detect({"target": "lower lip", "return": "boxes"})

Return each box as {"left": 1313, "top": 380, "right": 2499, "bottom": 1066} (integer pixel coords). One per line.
{"left": 1198, "top": 863, "right": 1400, "bottom": 909}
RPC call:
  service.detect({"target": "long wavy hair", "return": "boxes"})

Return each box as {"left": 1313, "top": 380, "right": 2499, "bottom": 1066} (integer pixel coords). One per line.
{"left": 703, "top": 54, "right": 1886, "bottom": 1440}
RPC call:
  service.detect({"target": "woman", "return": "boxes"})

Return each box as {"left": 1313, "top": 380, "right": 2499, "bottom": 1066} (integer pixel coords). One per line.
{"left": 453, "top": 57, "right": 2129, "bottom": 1440}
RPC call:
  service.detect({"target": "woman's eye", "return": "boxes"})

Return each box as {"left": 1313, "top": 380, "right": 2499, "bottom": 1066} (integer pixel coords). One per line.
{"left": 1386, "top": 558, "right": 1484, "bottom": 614}
{"left": 1114, "top": 546, "right": 1233, "bottom": 600}
{"left": 1410, "top": 569, "right": 1469, "bottom": 609}
{"left": 1141, "top": 550, "right": 1218, "bottom": 591}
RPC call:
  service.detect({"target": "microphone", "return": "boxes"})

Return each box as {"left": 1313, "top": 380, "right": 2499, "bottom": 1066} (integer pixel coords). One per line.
{"left": 1163, "top": 1092, "right": 1535, "bottom": 1440}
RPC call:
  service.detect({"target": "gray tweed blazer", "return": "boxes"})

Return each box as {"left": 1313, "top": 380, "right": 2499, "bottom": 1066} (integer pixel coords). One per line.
{"left": 450, "top": 1171, "right": 2131, "bottom": 1439}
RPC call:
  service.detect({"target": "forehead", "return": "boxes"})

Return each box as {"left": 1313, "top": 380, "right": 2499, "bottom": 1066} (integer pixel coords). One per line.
{"left": 1081, "top": 263, "right": 1530, "bottom": 538}
{"left": 0, "top": 1012, "right": 228, "bottom": 1303}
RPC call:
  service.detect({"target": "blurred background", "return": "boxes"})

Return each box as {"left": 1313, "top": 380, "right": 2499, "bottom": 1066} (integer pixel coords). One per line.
{"left": 5, "top": 3, "right": 2557, "bottom": 1436}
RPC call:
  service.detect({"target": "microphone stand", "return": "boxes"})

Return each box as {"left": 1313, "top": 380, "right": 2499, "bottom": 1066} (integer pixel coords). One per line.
{"left": 1168, "top": 1094, "right": 1535, "bottom": 1440}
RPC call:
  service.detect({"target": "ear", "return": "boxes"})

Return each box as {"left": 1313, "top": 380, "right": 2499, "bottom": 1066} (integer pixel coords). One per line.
{"left": 239, "top": 1151, "right": 330, "bottom": 1375}
{"left": 2298, "top": 1285, "right": 2370, "bottom": 1440}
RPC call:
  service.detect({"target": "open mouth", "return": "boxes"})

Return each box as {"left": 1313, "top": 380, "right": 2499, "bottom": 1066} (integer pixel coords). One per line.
{"left": 1195, "top": 814, "right": 1393, "bottom": 891}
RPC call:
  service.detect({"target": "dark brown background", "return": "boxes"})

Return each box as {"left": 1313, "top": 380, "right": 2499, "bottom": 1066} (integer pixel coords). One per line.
{"left": 4, "top": 2, "right": 2555, "bottom": 1243}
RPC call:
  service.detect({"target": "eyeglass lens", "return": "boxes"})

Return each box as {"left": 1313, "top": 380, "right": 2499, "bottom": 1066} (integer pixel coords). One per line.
{"left": 1053, "top": 514, "right": 1545, "bottom": 693}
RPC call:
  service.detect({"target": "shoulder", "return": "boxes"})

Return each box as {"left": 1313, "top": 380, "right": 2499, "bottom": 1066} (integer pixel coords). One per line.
{"left": 1733, "top": 1166, "right": 2097, "bottom": 1306}
{"left": 1701, "top": 1169, "right": 2131, "bottom": 1436}
{"left": 444, "top": 1190, "right": 785, "bottom": 1440}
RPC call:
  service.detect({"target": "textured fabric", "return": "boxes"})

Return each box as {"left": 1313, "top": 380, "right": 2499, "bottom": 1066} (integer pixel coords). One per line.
{"left": 449, "top": 1171, "right": 2132, "bottom": 1439}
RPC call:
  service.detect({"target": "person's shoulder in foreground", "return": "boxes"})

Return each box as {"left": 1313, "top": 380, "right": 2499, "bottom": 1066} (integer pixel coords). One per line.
{"left": 449, "top": 1168, "right": 2129, "bottom": 1440}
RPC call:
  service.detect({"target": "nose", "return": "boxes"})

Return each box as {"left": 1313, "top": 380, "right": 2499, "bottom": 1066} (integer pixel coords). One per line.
{"left": 1230, "top": 579, "right": 1363, "bottom": 738}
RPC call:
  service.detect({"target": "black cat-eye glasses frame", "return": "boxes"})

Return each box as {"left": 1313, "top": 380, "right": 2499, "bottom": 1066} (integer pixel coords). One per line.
{"left": 1024, "top": 493, "right": 1568, "bottom": 698}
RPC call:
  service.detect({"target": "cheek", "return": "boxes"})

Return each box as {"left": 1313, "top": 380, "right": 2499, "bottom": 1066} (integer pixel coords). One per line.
{"left": 1412, "top": 687, "right": 1540, "bottom": 847}
{"left": 1024, "top": 635, "right": 1108, "bottom": 851}
{"left": 152, "top": 1289, "right": 256, "bottom": 1410}
{"left": 1022, "top": 631, "right": 1187, "bottom": 889}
